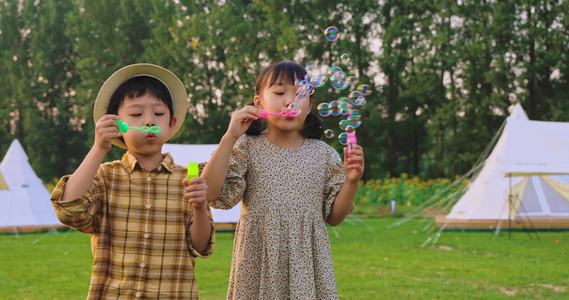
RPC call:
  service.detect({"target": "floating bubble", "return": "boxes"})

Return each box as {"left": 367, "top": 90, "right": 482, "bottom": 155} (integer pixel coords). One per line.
{"left": 295, "top": 78, "right": 303, "bottom": 88}
{"left": 324, "top": 26, "right": 340, "bottom": 41}
{"left": 317, "top": 102, "right": 331, "bottom": 117}
{"left": 339, "top": 101, "right": 352, "bottom": 115}
{"left": 329, "top": 100, "right": 343, "bottom": 116}
{"left": 375, "top": 83, "right": 383, "bottom": 92}
{"left": 347, "top": 115, "right": 362, "bottom": 128}
{"left": 287, "top": 103, "right": 300, "bottom": 112}
{"left": 345, "top": 126, "right": 356, "bottom": 133}
{"left": 310, "top": 74, "right": 326, "bottom": 88}
{"left": 340, "top": 53, "right": 350, "bottom": 63}
{"left": 355, "top": 96, "right": 366, "bottom": 105}
{"left": 339, "top": 120, "right": 350, "bottom": 130}
{"left": 338, "top": 132, "right": 348, "bottom": 145}
{"left": 357, "top": 84, "right": 372, "bottom": 96}
{"left": 324, "top": 129, "right": 334, "bottom": 138}
{"left": 348, "top": 91, "right": 363, "bottom": 104}
{"left": 330, "top": 70, "right": 349, "bottom": 90}
{"left": 350, "top": 109, "right": 361, "bottom": 117}
{"left": 347, "top": 76, "right": 358, "bottom": 86}
{"left": 327, "top": 66, "right": 343, "bottom": 76}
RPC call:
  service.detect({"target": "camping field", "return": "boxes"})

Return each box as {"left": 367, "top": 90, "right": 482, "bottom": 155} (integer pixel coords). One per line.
{"left": 0, "top": 217, "right": 567, "bottom": 299}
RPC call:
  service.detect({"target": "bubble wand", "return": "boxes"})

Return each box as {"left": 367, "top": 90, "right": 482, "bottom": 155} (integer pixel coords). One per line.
{"left": 258, "top": 109, "right": 299, "bottom": 119}
{"left": 187, "top": 162, "right": 199, "bottom": 182}
{"left": 115, "top": 120, "right": 161, "bottom": 133}
{"left": 346, "top": 131, "right": 358, "bottom": 165}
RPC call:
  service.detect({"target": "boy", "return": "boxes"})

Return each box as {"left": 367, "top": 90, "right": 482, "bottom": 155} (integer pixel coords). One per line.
{"left": 51, "top": 64, "right": 214, "bottom": 299}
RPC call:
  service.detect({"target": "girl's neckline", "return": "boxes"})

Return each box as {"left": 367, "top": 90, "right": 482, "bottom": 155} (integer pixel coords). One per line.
{"left": 261, "top": 131, "right": 308, "bottom": 151}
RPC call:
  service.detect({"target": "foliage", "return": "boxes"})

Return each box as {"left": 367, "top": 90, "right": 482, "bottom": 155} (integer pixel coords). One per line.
{"left": 353, "top": 174, "right": 468, "bottom": 216}
{"left": 1, "top": 219, "right": 568, "bottom": 299}
{"left": 1, "top": 0, "right": 569, "bottom": 183}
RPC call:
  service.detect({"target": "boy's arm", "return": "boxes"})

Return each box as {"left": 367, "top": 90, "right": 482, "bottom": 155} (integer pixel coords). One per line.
{"left": 183, "top": 177, "right": 213, "bottom": 254}
{"left": 201, "top": 106, "right": 260, "bottom": 201}
{"left": 62, "top": 115, "right": 119, "bottom": 201}
{"left": 327, "top": 144, "right": 365, "bottom": 226}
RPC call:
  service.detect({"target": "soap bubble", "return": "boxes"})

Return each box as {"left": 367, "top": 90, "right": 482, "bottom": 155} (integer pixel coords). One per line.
{"left": 317, "top": 102, "right": 331, "bottom": 117}
{"left": 324, "top": 26, "right": 340, "bottom": 41}
{"left": 340, "top": 53, "right": 350, "bottom": 63}
{"left": 339, "top": 119, "right": 350, "bottom": 130}
{"left": 354, "top": 96, "right": 366, "bottom": 105}
{"left": 347, "top": 114, "right": 362, "bottom": 128}
{"left": 357, "top": 84, "right": 372, "bottom": 96}
{"left": 324, "top": 129, "right": 334, "bottom": 138}
{"left": 338, "top": 132, "right": 348, "bottom": 145}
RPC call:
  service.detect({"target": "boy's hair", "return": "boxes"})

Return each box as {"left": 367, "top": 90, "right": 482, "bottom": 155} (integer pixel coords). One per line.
{"left": 246, "top": 61, "right": 324, "bottom": 139}
{"left": 106, "top": 76, "right": 175, "bottom": 121}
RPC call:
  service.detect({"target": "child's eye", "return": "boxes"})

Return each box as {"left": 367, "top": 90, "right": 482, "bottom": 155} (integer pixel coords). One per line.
{"left": 155, "top": 113, "right": 165, "bottom": 116}
{"left": 275, "top": 92, "right": 284, "bottom": 95}
{"left": 130, "top": 114, "right": 142, "bottom": 117}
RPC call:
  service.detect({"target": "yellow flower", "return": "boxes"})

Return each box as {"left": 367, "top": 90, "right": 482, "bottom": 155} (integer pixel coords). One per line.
{"left": 383, "top": 186, "right": 389, "bottom": 190}
{"left": 402, "top": 173, "right": 409, "bottom": 179}
{"left": 380, "top": 194, "right": 387, "bottom": 198}
{"left": 191, "top": 37, "right": 199, "bottom": 49}
{"left": 359, "top": 198, "right": 367, "bottom": 204}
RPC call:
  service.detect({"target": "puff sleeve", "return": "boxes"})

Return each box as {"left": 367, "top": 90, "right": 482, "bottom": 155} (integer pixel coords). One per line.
{"left": 322, "top": 148, "right": 348, "bottom": 219}
{"left": 208, "top": 135, "right": 249, "bottom": 210}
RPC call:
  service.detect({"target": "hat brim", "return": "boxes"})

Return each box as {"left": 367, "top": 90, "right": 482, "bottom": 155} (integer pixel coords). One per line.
{"left": 93, "top": 63, "right": 187, "bottom": 149}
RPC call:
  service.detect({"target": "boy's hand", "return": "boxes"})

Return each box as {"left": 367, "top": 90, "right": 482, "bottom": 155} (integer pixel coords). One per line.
{"left": 225, "top": 106, "right": 261, "bottom": 140}
{"left": 343, "top": 144, "right": 365, "bottom": 184}
{"left": 183, "top": 177, "right": 208, "bottom": 209}
{"left": 94, "top": 114, "right": 120, "bottom": 152}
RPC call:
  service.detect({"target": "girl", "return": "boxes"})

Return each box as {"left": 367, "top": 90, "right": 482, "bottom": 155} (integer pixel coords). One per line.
{"left": 202, "top": 61, "right": 364, "bottom": 299}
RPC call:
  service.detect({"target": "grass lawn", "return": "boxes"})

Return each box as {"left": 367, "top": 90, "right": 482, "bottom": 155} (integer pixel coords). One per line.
{"left": 0, "top": 217, "right": 568, "bottom": 299}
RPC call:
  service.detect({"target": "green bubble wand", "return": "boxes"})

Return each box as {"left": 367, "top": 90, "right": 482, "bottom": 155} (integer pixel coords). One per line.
{"left": 115, "top": 120, "right": 161, "bottom": 133}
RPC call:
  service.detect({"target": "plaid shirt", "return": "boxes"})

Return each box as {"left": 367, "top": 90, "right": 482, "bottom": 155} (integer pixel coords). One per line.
{"left": 51, "top": 152, "right": 215, "bottom": 299}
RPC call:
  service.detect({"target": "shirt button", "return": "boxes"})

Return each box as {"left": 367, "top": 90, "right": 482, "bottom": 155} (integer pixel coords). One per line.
{"left": 140, "top": 263, "right": 145, "bottom": 268}
{"left": 146, "top": 204, "right": 151, "bottom": 209}
{"left": 157, "top": 166, "right": 162, "bottom": 171}
{"left": 147, "top": 177, "right": 151, "bottom": 181}
{"left": 144, "top": 233, "right": 149, "bottom": 238}
{"left": 135, "top": 292, "right": 141, "bottom": 298}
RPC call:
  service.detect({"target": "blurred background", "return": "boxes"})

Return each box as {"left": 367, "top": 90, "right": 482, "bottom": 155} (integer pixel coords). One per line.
{"left": 1, "top": 0, "right": 568, "bottom": 186}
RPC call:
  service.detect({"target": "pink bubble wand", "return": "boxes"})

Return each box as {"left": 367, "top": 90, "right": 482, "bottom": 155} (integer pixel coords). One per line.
{"left": 258, "top": 109, "right": 299, "bottom": 119}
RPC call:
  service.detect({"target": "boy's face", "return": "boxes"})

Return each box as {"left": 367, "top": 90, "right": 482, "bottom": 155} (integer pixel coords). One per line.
{"left": 117, "top": 93, "right": 176, "bottom": 157}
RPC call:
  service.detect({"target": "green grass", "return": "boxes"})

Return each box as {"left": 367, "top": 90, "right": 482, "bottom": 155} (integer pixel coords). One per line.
{"left": 1, "top": 218, "right": 568, "bottom": 299}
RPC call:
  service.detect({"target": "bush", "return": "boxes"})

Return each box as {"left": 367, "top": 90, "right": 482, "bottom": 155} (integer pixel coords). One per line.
{"left": 353, "top": 173, "right": 468, "bottom": 216}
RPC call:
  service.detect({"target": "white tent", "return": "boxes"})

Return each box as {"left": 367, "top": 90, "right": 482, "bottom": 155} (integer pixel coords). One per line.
{"left": 439, "top": 104, "right": 569, "bottom": 229}
{"left": 0, "top": 139, "right": 65, "bottom": 232}
{"left": 162, "top": 143, "right": 241, "bottom": 229}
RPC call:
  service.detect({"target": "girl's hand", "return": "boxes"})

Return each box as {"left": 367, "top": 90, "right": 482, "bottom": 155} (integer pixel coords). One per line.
{"left": 225, "top": 106, "right": 261, "bottom": 140}
{"left": 183, "top": 177, "right": 209, "bottom": 209}
{"left": 94, "top": 114, "right": 120, "bottom": 152}
{"left": 343, "top": 144, "right": 365, "bottom": 184}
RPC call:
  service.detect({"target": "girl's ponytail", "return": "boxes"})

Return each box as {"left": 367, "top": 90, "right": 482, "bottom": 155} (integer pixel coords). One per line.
{"left": 300, "top": 111, "right": 324, "bottom": 139}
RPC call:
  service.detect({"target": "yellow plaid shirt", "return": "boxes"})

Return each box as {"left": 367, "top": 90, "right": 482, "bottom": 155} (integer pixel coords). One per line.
{"left": 51, "top": 152, "right": 215, "bottom": 299}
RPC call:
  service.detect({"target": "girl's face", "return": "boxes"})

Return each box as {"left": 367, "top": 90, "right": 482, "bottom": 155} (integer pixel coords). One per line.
{"left": 117, "top": 93, "right": 176, "bottom": 157}
{"left": 254, "top": 76, "right": 312, "bottom": 133}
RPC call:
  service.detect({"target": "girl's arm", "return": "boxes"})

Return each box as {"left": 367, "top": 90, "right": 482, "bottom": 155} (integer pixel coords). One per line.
{"left": 327, "top": 144, "right": 365, "bottom": 226}
{"left": 62, "top": 115, "right": 119, "bottom": 202}
{"left": 201, "top": 106, "right": 260, "bottom": 201}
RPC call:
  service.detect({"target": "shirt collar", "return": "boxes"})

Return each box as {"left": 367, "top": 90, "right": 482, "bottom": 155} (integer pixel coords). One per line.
{"left": 122, "top": 151, "right": 175, "bottom": 173}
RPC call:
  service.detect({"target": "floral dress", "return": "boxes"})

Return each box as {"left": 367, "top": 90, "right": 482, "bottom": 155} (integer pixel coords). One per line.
{"left": 209, "top": 132, "right": 345, "bottom": 299}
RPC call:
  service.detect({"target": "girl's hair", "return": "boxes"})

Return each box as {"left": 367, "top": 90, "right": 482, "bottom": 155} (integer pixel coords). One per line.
{"left": 106, "top": 75, "right": 175, "bottom": 123}
{"left": 246, "top": 61, "right": 324, "bottom": 139}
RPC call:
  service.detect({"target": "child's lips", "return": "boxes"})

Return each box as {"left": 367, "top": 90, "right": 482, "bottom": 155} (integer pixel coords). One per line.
{"left": 145, "top": 134, "right": 156, "bottom": 142}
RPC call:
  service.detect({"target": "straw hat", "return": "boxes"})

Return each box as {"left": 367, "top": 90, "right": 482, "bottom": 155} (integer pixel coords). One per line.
{"left": 93, "top": 63, "right": 187, "bottom": 149}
